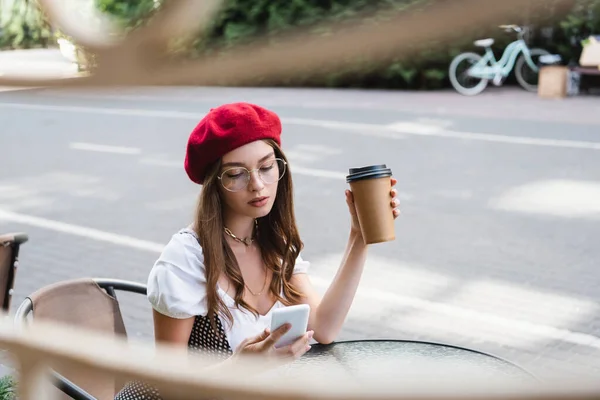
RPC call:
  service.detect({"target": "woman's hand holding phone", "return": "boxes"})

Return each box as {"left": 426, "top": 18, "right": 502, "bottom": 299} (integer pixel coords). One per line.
{"left": 234, "top": 323, "right": 314, "bottom": 366}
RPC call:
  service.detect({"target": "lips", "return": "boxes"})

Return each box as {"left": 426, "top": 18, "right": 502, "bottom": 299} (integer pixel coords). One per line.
{"left": 248, "top": 196, "right": 269, "bottom": 207}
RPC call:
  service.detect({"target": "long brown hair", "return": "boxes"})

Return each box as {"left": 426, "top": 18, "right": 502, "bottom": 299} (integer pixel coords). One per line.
{"left": 193, "top": 139, "right": 304, "bottom": 330}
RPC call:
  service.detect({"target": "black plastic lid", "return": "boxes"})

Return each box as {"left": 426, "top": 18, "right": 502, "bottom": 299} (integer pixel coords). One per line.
{"left": 346, "top": 164, "right": 392, "bottom": 183}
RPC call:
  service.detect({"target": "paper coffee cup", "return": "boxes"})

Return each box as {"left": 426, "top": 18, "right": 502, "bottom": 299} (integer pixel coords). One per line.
{"left": 346, "top": 164, "right": 394, "bottom": 245}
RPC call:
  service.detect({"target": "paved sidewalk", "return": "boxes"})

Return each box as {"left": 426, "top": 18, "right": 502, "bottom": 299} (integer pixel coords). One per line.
{"left": 0, "top": 48, "right": 79, "bottom": 91}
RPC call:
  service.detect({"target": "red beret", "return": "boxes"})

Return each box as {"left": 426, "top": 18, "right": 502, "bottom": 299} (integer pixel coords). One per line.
{"left": 184, "top": 102, "right": 282, "bottom": 184}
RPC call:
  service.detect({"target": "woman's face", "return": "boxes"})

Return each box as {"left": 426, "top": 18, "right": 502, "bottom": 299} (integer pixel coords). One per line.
{"left": 218, "top": 140, "right": 284, "bottom": 220}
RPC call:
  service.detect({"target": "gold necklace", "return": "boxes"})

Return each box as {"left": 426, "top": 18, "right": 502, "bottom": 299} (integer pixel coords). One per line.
{"left": 244, "top": 269, "right": 269, "bottom": 296}
{"left": 223, "top": 220, "right": 258, "bottom": 247}
{"left": 224, "top": 221, "right": 265, "bottom": 295}
{"left": 224, "top": 227, "right": 254, "bottom": 246}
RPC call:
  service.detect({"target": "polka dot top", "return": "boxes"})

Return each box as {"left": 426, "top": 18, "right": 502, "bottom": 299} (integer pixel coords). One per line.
{"left": 114, "top": 228, "right": 310, "bottom": 400}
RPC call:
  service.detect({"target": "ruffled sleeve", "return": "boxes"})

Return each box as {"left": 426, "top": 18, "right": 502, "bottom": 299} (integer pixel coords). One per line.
{"left": 147, "top": 230, "right": 208, "bottom": 319}
{"left": 293, "top": 253, "right": 310, "bottom": 275}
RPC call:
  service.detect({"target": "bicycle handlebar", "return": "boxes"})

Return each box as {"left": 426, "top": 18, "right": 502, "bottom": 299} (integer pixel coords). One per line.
{"left": 499, "top": 24, "right": 522, "bottom": 31}
{"left": 499, "top": 24, "right": 526, "bottom": 38}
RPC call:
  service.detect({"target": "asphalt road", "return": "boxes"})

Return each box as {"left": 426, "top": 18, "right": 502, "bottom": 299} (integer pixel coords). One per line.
{"left": 1, "top": 86, "right": 599, "bottom": 382}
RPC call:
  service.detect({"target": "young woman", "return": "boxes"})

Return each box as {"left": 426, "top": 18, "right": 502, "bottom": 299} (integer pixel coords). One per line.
{"left": 115, "top": 102, "right": 400, "bottom": 399}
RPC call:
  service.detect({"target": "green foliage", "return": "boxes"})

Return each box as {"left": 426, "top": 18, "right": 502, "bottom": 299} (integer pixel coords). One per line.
{"left": 94, "top": 0, "right": 157, "bottom": 31}
{"left": 188, "top": 0, "right": 437, "bottom": 88}
{"left": 0, "top": 0, "right": 53, "bottom": 50}
{"left": 0, "top": 375, "right": 16, "bottom": 400}
{"left": 550, "top": 0, "right": 600, "bottom": 64}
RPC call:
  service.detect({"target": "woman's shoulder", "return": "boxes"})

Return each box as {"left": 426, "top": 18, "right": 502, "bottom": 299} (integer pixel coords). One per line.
{"left": 157, "top": 226, "right": 205, "bottom": 263}
{"left": 153, "top": 226, "right": 207, "bottom": 276}
{"left": 168, "top": 226, "right": 202, "bottom": 249}
{"left": 147, "top": 226, "right": 208, "bottom": 319}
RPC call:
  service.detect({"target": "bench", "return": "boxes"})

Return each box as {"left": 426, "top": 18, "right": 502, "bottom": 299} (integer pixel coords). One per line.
{"left": 569, "top": 66, "right": 600, "bottom": 94}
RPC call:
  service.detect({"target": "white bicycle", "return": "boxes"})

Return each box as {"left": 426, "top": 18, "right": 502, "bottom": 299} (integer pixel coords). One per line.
{"left": 449, "top": 25, "right": 550, "bottom": 96}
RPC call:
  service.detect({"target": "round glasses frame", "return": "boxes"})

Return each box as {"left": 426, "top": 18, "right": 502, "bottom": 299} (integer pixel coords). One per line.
{"left": 218, "top": 158, "right": 287, "bottom": 192}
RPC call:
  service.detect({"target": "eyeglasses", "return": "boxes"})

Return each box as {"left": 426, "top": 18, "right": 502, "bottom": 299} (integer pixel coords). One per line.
{"left": 218, "top": 158, "right": 287, "bottom": 192}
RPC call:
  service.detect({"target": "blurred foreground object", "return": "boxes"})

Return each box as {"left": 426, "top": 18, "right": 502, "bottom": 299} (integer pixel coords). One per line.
{"left": 14, "top": 278, "right": 147, "bottom": 399}
{"left": 0, "top": 232, "right": 28, "bottom": 313}
{"left": 0, "top": 0, "right": 579, "bottom": 88}
{"left": 1, "top": 314, "right": 600, "bottom": 400}
{"left": 10, "top": 278, "right": 533, "bottom": 399}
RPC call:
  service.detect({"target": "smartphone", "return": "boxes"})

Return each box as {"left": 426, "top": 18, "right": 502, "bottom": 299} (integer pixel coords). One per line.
{"left": 270, "top": 304, "right": 310, "bottom": 348}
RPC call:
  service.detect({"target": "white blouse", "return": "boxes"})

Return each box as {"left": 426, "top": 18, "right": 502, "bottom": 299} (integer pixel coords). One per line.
{"left": 147, "top": 228, "right": 310, "bottom": 351}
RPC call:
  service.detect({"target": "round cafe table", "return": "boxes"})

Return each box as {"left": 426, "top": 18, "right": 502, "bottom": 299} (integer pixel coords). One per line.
{"left": 267, "top": 339, "right": 536, "bottom": 388}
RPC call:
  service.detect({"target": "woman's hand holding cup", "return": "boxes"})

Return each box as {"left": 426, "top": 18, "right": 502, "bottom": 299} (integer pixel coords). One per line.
{"left": 346, "top": 165, "right": 400, "bottom": 244}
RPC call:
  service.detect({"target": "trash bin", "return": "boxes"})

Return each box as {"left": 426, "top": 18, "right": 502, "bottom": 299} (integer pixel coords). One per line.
{"left": 538, "top": 54, "right": 568, "bottom": 99}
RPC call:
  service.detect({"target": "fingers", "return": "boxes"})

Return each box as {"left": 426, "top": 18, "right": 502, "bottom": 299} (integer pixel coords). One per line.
{"left": 345, "top": 190, "right": 354, "bottom": 204}
{"left": 261, "top": 323, "right": 291, "bottom": 348}
{"left": 235, "top": 328, "right": 270, "bottom": 353}
{"left": 346, "top": 191, "right": 358, "bottom": 218}
{"left": 391, "top": 196, "right": 401, "bottom": 218}
{"left": 274, "top": 331, "right": 314, "bottom": 359}
{"left": 250, "top": 328, "right": 271, "bottom": 345}
{"left": 291, "top": 330, "right": 313, "bottom": 354}
{"left": 235, "top": 338, "right": 251, "bottom": 353}
{"left": 389, "top": 178, "right": 401, "bottom": 218}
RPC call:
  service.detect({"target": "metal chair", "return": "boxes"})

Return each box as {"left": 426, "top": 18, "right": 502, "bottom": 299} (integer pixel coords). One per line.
{"left": 0, "top": 232, "right": 28, "bottom": 313}
{"left": 15, "top": 278, "right": 147, "bottom": 400}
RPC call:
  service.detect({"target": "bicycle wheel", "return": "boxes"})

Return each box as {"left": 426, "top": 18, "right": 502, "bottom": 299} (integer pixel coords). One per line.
{"left": 448, "top": 52, "right": 489, "bottom": 96}
{"left": 515, "top": 48, "right": 550, "bottom": 92}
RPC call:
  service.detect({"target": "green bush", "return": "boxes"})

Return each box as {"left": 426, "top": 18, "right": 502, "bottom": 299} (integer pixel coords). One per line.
{"left": 0, "top": 375, "right": 16, "bottom": 400}
{"left": 95, "top": 0, "right": 157, "bottom": 32}
{"left": 195, "top": 0, "right": 437, "bottom": 88}
{"left": 0, "top": 0, "right": 53, "bottom": 50}
{"left": 543, "top": 0, "right": 600, "bottom": 64}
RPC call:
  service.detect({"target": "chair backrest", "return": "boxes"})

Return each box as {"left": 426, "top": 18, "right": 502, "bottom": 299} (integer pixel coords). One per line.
{"left": 27, "top": 278, "right": 129, "bottom": 400}
{"left": 0, "top": 232, "right": 28, "bottom": 312}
